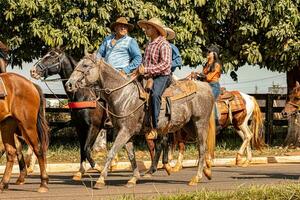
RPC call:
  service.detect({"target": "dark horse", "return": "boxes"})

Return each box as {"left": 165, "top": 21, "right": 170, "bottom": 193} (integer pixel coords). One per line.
{"left": 65, "top": 55, "right": 215, "bottom": 188}
{"left": 30, "top": 48, "right": 107, "bottom": 180}
{"left": 0, "top": 72, "right": 49, "bottom": 192}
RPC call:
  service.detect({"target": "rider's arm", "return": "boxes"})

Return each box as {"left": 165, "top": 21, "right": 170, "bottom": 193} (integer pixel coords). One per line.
{"left": 205, "top": 63, "right": 221, "bottom": 82}
{"left": 96, "top": 36, "right": 111, "bottom": 60}
{"left": 123, "top": 38, "right": 142, "bottom": 74}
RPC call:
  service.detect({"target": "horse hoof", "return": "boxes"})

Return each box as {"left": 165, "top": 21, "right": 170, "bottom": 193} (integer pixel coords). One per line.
{"left": 0, "top": 183, "right": 9, "bottom": 191}
{"left": 125, "top": 177, "right": 137, "bottom": 188}
{"left": 27, "top": 168, "right": 34, "bottom": 174}
{"left": 37, "top": 186, "right": 49, "bottom": 193}
{"left": 16, "top": 179, "right": 25, "bottom": 185}
{"left": 242, "top": 160, "right": 250, "bottom": 168}
{"left": 143, "top": 173, "right": 153, "bottom": 178}
{"left": 94, "top": 177, "right": 105, "bottom": 190}
{"left": 164, "top": 164, "right": 172, "bottom": 176}
{"left": 72, "top": 172, "right": 82, "bottom": 181}
{"left": 94, "top": 182, "right": 105, "bottom": 190}
{"left": 236, "top": 153, "right": 243, "bottom": 166}
{"left": 188, "top": 176, "right": 200, "bottom": 186}
{"left": 171, "top": 165, "right": 182, "bottom": 172}
{"left": 203, "top": 168, "right": 212, "bottom": 180}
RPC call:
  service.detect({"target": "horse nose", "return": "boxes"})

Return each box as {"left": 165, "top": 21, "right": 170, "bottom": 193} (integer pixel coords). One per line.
{"left": 65, "top": 80, "right": 76, "bottom": 92}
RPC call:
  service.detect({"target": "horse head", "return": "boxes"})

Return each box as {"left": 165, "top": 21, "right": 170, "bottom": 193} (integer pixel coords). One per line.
{"left": 65, "top": 53, "right": 100, "bottom": 92}
{"left": 66, "top": 53, "right": 127, "bottom": 93}
{"left": 30, "top": 47, "right": 66, "bottom": 79}
{"left": 282, "top": 81, "right": 300, "bottom": 117}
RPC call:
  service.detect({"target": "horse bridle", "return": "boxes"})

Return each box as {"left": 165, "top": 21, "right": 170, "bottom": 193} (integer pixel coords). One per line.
{"left": 74, "top": 56, "right": 138, "bottom": 94}
{"left": 35, "top": 50, "right": 65, "bottom": 78}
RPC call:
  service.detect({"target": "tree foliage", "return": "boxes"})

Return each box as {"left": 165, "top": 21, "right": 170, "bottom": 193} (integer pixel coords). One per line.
{"left": 0, "top": 0, "right": 299, "bottom": 74}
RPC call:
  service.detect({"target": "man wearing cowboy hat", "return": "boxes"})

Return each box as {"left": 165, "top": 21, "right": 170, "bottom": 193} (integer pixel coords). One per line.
{"left": 164, "top": 27, "right": 182, "bottom": 73}
{"left": 138, "top": 17, "right": 172, "bottom": 138}
{"left": 96, "top": 17, "right": 142, "bottom": 75}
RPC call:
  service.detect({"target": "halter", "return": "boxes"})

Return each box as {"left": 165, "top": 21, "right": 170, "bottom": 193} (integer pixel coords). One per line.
{"left": 34, "top": 50, "right": 65, "bottom": 79}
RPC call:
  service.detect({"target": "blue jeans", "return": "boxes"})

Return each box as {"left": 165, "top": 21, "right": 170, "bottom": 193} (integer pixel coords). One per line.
{"left": 151, "top": 75, "right": 171, "bottom": 129}
{"left": 209, "top": 82, "right": 221, "bottom": 122}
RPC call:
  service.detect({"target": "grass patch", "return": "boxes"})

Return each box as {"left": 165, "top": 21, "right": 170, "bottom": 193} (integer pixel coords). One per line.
{"left": 114, "top": 183, "right": 300, "bottom": 200}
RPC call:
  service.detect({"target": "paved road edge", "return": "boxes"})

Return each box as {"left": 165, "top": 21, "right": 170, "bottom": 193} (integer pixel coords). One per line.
{"left": 2, "top": 155, "right": 300, "bottom": 174}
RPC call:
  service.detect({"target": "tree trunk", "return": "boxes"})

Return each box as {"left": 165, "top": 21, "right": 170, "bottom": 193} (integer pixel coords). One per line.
{"left": 284, "top": 114, "right": 300, "bottom": 147}
{"left": 286, "top": 65, "right": 300, "bottom": 96}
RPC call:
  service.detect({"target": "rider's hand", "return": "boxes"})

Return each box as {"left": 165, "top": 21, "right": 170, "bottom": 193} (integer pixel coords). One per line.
{"left": 138, "top": 65, "right": 145, "bottom": 75}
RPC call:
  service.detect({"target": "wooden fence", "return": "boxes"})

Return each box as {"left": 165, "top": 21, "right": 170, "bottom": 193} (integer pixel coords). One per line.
{"left": 45, "top": 93, "right": 288, "bottom": 144}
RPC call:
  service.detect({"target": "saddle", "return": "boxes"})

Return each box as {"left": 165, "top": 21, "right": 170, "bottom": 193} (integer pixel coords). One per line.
{"left": 0, "top": 77, "right": 7, "bottom": 98}
{"left": 216, "top": 90, "right": 247, "bottom": 128}
{"left": 138, "top": 78, "right": 198, "bottom": 128}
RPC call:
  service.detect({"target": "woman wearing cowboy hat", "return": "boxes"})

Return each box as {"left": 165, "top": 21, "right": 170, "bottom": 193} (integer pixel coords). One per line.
{"left": 96, "top": 17, "right": 142, "bottom": 75}
{"left": 164, "top": 27, "right": 182, "bottom": 73}
{"left": 137, "top": 17, "right": 172, "bottom": 138}
{"left": 200, "top": 45, "right": 222, "bottom": 100}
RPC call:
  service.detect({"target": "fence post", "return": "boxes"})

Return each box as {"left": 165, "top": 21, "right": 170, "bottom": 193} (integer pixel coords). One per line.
{"left": 265, "top": 94, "right": 274, "bottom": 144}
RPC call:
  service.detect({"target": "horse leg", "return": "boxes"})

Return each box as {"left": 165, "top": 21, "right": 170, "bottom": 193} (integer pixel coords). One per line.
{"left": 144, "top": 136, "right": 163, "bottom": 178}
{"left": 188, "top": 121, "right": 207, "bottom": 186}
{"left": 161, "top": 135, "right": 171, "bottom": 175}
{"left": 236, "top": 125, "right": 251, "bottom": 167}
{"left": 0, "top": 119, "right": 18, "bottom": 191}
{"left": 85, "top": 126, "right": 103, "bottom": 173}
{"left": 73, "top": 127, "right": 87, "bottom": 181}
{"left": 26, "top": 148, "right": 37, "bottom": 174}
{"left": 19, "top": 124, "right": 48, "bottom": 193}
{"left": 242, "top": 125, "right": 253, "bottom": 167}
{"left": 124, "top": 140, "right": 140, "bottom": 188}
{"left": 14, "top": 135, "right": 27, "bottom": 185}
{"left": 94, "top": 128, "right": 132, "bottom": 189}
{"left": 172, "top": 130, "right": 188, "bottom": 172}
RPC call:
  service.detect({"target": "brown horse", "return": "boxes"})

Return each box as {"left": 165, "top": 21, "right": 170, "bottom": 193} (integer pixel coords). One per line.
{"left": 0, "top": 43, "right": 36, "bottom": 179}
{"left": 282, "top": 81, "right": 300, "bottom": 146}
{"left": 65, "top": 55, "right": 215, "bottom": 188}
{"left": 0, "top": 72, "right": 49, "bottom": 193}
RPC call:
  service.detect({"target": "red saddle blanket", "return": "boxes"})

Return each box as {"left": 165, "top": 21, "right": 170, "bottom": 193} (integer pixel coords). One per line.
{"left": 217, "top": 91, "right": 246, "bottom": 114}
{"left": 68, "top": 101, "right": 97, "bottom": 109}
{"left": 0, "top": 77, "right": 7, "bottom": 98}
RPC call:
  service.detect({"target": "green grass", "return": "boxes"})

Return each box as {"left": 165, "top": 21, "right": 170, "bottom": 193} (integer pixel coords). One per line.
{"left": 114, "top": 183, "right": 300, "bottom": 200}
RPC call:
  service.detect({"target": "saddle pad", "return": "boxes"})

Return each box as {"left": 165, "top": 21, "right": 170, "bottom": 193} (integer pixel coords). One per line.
{"left": 0, "top": 77, "right": 7, "bottom": 98}
{"left": 217, "top": 91, "right": 246, "bottom": 114}
{"left": 68, "top": 101, "right": 97, "bottom": 109}
{"left": 162, "top": 80, "right": 198, "bottom": 101}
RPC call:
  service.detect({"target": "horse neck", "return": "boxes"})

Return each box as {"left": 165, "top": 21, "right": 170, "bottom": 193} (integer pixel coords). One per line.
{"left": 59, "top": 55, "right": 83, "bottom": 100}
{"left": 99, "top": 64, "right": 140, "bottom": 111}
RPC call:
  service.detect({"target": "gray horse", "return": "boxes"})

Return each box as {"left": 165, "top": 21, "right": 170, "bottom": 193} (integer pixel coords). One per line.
{"left": 65, "top": 54, "right": 216, "bottom": 189}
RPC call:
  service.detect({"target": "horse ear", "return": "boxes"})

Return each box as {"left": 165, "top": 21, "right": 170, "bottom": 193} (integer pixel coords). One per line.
{"left": 296, "top": 81, "right": 300, "bottom": 87}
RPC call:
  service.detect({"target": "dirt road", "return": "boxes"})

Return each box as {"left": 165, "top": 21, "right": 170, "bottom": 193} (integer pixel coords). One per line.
{"left": 0, "top": 164, "right": 299, "bottom": 199}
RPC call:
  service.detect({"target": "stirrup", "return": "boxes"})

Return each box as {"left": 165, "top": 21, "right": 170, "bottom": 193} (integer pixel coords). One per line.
{"left": 145, "top": 129, "right": 158, "bottom": 140}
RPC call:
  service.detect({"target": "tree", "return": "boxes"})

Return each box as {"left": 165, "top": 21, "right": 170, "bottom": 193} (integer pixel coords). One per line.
{"left": 0, "top": 0, "right": 299, "bottom": 92}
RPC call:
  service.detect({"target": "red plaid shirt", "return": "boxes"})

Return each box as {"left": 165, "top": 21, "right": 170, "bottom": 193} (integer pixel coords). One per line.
{"left": 143, "top": 36, "right": 172, "bottom": 76}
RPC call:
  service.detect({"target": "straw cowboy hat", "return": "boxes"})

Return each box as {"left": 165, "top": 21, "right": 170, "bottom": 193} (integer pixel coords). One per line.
{"left": 164, "top": 27, "right": 175, "bottom": 40}
{"left": 111, "top": 17, "right": 134, "bottom": 32}
{"left": 137, "top": 18, "right": 167, "bottom": 37}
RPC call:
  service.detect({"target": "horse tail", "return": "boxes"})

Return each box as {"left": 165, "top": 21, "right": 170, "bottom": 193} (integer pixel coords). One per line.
{"left": 206, "top": 108, "right": 216, "bottom": 159}
{"left": 250, "top": 96, "right": 265, "bottom": 150}
{"left": 33, "top": 83, "right": 49, "bottom": 153}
